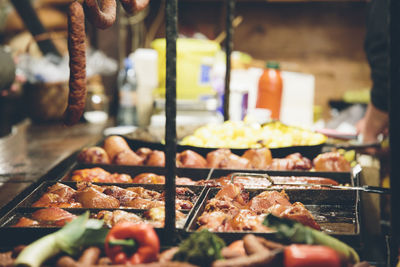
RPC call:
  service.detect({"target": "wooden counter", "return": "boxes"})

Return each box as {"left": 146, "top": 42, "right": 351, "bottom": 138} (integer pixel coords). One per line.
{"left": 0, "top": 119, "right": 109, "bottom": 212}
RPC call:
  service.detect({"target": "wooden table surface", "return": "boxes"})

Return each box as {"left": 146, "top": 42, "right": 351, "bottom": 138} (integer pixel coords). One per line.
{"left": 0, "top": 119, "right": 109, "bottom": 213}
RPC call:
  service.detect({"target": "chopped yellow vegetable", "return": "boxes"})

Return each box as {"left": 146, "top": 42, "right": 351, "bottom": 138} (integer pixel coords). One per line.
{"left": 181, "top": 121, "right": 327, "bottom": 148}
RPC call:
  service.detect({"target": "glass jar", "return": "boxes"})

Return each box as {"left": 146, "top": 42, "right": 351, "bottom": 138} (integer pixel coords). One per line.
{"left": 84, "top": 82, "right": 109, "bottom": 124}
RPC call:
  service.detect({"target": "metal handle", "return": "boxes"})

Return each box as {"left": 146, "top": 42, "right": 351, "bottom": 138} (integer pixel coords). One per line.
{"left": 360, "top": 185, "right": 391, "bottom": 194}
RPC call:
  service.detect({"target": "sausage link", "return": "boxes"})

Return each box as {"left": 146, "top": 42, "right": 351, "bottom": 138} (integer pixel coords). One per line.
{"left": 64, "top": 1, "right": 86, "bottom": 126}
{"left": 119, "top": 0, "right": 149, "bottom": 14}
{"left": 84, "top": 0, "right": 116, "bottom": 29}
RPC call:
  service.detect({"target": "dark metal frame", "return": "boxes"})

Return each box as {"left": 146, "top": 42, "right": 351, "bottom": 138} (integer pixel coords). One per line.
{"left": 163, "top": 0, "right": 235, "bottom": 242}
{"left": 10, "top": 0, "right": 61, "bottom": 57}
{"left": 389, "top": 0, "right": 400, "bottom": 258}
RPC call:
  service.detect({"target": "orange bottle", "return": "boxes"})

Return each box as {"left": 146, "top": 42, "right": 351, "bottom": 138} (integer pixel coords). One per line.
{"left": 255, "top": 61, "right": 283, "bottom": 120}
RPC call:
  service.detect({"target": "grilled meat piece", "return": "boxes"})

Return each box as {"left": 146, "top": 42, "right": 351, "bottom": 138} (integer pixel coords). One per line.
{"left": 204, "top": 197, "right": 241, "bottom": 215}
{"left": 113, "top": 150, "right": 144, "bottom": 166}
{"left": 126, "top": 187, "right": 161, "bottom": 199}
{"left": 176, "top": 150, "right": 207, "bottom": 168}
{"left": 215, "top": 183, "right": 248, "bottom": 206}
{"left": 132, "top": 173, "right": 165, "bottom": 184}
{"left": 102, "top": 186, "right": 139, "bottom": 205}
{"left": 123, "top": 198, "right": 164, "bottom": 209}
{"left": 229, "top": 210, "right": 270, "bottom": 231}
{"left": 269, "top": 202, "right": 321, "bottom": 230}
{"left": 270, "top": 153, "right": 312, "bottom": 170}
{"left": 75, "top": 186, "right": 119, "bottom": 208}
{"left": 241, "top": 148, "right": 272, "bottom": 169}
{"left": 207, "top": 149, "right": 252, "bottom": 169}
{"left": 198, "top": 210, "right": 229, "bottom": 231}
{"left": 207, "top": 148, "right": 231, "bottom": 168}
{"left": 248, "top": 191, "right": 291, "bottom": 213}
{"left": 72, "top": 168, "right": 132, "bottom": 183}
{"left": 145, "top": 150, "right": 165, "bottom": 167}
{"left": 97, "top": 210, "right": 144, "bottom": 228}
{"left": 71, "top": 167, "right": 110, "bottom": 182}
{"left": 108, "top": 173, "right": 133, "bottom": 183}
{"left": 143, "top": 207, "right": 186, "bottom": 223}
{"left": 132, "top": 173, "right": 196, "bottom": 185}
{"left": 173, "top": 187, "right": 196, "bottom": 201}
{"left": 12, "top": 217, "right": 39, "bottom": 227}
{"left": 32, "top": 183, "right": 81, "bottom": 208}
{"left": 198, "top": 185, "right": 320, "bottom": 232}
{"left": 31, "top": 207, "right": 76, "bottom": 226}
{"left": 77, "top": 146, "right": 110, "bottom": 164}
{"left": 176, "top": 177, "right": 197, "bottom": 185}
{"left": 32, "top": 194, "right": 82, "bottom": 208}
{"left": 47, "top": 183, "right": 76, "bottom": 200}
{"left": 313, "top": 151, "right": 351, "bottom": 172}
{"left": 176, "top": 199, "right": 194, "bottom": 209}
{"left": 136, "top": 147, "right": 153, "bottom": 161}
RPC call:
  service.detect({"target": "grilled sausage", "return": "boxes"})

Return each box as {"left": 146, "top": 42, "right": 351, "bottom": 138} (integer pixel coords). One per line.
{"left": 119, "top": 0, "right": 149, "bottom": 14}
{"left": 84, "top": 0, "right": 116, "bottom": 29}
{"left": 64, "top": 1, "right": 86, "bottom": 126}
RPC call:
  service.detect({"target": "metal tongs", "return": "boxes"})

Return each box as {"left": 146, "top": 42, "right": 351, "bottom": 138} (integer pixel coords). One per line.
{"left": 230, "top": 172, "right": 391, "bottom": 194}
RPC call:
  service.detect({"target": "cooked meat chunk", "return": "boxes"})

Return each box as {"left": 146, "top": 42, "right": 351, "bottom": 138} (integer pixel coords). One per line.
{"left": 75, "top": 186, "right": 120, "bottom": 208}
{"left": 270, "top": 153, "right": 312, "bottom": 171}
{"left": 241, "top": 148, "right": 272, "bottom": 169}
{"left": 313, "top": 152, "right": 351, "bottom": 172}
{"left": 97, "top": 210, "right": 144, "bottom": 228}
{"left": 146, "top": 150, "right": 165, "bottom": 167}
{"left": 176, "top": 150, "right": 207, "bottom": 168}
{"left": 77, "top": 146, "right": 110, "bottom": 164}
{"left": 12, "top": 217, "right": 39, "bottom": 227}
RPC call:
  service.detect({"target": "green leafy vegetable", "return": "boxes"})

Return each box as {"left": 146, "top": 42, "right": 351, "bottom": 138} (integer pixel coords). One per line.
{"left": 15, "top": 212, "right": 108, "bottom": 267}
{"left": 263, "top": 214, "right": 359, "bottom": 264}
{"left": 172, "top": 229, "right": 225, "bottom": 267}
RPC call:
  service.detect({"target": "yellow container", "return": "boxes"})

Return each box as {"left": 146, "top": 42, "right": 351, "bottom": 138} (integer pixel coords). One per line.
{"left": 151, "top": 38, "right": 221, "bottom": 100}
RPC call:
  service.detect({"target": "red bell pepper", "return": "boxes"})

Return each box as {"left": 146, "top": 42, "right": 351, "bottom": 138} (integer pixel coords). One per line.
{"left": 105, "top": 222, "right": 160, "bottom": 265}
{"left": 284, "top": 244, "right": 342, "bottom": 267}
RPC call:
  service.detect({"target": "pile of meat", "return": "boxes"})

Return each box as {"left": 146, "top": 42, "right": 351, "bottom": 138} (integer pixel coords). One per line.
{"left": 197, "top": 184, "right": 320, "bottom": 232}
{"left": 70, "top": 167, "right": 341, "bottom": 189}
{"left": 30, "top": 182, "right": 197, "bottom": 210}
{"left": 78, "top": 136, "right": 351, "bottom": 172}
{"left": 12, "top": 206, "right": 187, "bottom": 229}
{"left": 70, "top": 167, "right": 197, "bottom": 185}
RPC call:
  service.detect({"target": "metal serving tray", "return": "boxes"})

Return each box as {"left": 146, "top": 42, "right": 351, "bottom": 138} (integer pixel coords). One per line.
{"left": 15, "top": 181, "right": 205, "bottom": 211}
{"left": 0, "top": 181, "right": 206, "bottom": 247}
{"left": 79, "top": 136, "right": 360, "bottom": 186}
{"left": 185, "top": 187, "right": 361, "bottom": 248}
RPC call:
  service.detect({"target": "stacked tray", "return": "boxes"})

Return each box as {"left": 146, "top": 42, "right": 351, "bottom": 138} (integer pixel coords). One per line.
{"left": 0, "top": 136, "right": 363, "bottom": 250}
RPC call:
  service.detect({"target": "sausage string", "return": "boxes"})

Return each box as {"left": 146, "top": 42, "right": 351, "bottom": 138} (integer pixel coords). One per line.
{"left": 64, "top": 0, "right": 149, "bottom": 125}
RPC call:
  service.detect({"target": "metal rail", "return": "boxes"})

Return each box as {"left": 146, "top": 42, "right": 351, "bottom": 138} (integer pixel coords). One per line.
{"left": 389, "top": 0, "right": 400, "bottom": 259}
{"left": 164, "top": 0, "right": 178, "bottom": 244}
{"left": 10, "top": 0, "right": 61, "bottom": 57}
{"left": 223, "top": 0, "right": 235, "bottom": 121}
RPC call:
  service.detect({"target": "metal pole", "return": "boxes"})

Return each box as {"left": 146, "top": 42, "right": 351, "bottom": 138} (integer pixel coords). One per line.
{"left": 223, "top": 0, "right": 235, "bottom": 121}
{"left": 10, "top": 0, "right": 61, "bottom": 57}
{"left": 389, "top": 0, "right": 400, "bottom": 260}
{"left": 164, "top": 0, "right": 177, "bottom": 244}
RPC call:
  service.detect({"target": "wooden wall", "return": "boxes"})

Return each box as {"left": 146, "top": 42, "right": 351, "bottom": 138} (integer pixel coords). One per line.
{"left": 159, "top": 1, "right": 371, "bottom": 119}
